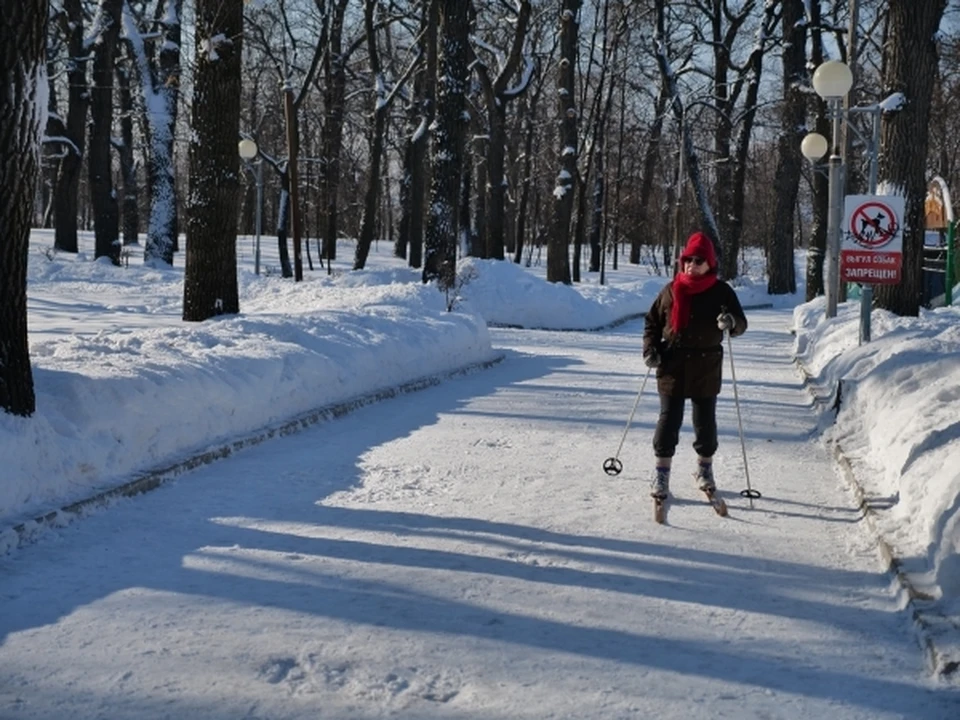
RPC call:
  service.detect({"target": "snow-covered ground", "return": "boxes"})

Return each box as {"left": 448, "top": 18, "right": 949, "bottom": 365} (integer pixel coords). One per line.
{"left": 1, "top": 230, "right": 959, "bottom": 717}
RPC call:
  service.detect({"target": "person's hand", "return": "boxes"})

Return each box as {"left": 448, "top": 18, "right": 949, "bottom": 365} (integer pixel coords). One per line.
{"left": 643, "top": 348, "right": 660, "bottom": 368}
{"left": 717, "top": 312, "right": 735, "bottom": 331}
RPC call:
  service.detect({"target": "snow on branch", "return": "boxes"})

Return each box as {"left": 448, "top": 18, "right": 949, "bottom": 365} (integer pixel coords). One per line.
{"left": 199, "top": 33, "right": 232, "bottom": 62}
{"left": 501, "top": 56, "right": 535, "bottom": 100}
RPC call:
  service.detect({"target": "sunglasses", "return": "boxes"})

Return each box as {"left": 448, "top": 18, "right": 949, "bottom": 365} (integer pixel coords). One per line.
{"left": 684, "top": 256, "right": 707, "bottom": 266}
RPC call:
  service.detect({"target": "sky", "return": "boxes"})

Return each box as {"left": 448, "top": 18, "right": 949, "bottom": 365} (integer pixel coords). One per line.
{"left": 0, "top": 230, "right": 958, "bottom": 718}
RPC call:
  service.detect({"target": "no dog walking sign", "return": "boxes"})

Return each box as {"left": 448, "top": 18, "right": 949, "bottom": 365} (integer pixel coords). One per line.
{"left": 840, "top": 195, "right": 904, "bottom": 284}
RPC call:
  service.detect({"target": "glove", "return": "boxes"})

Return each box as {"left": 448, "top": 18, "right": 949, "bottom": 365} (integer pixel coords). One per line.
{"left": 643, "top": 348, "right": 660, "bottom": 368}
{"left": 717, "top": 312, "right": 735, "bottom": 331}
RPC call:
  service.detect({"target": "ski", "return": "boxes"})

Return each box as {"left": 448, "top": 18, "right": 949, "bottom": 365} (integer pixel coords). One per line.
{"left": 703, "top": 489, "right": 728, "bottom": 517}
{"left": 653, "top": 496, "right": 667, "bottom": 524}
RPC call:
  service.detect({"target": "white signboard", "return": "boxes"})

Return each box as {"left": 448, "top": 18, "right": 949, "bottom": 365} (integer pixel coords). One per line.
{"left": 840, "top": 195, "right": 905, "bottom": 284}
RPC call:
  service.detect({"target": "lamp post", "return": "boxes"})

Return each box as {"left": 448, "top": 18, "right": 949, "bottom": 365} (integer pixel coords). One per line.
{"left": 803, "top": 60, "right": 884, "bottom": 341}
{"left": 807, "top": 60, "right": 853, "bottom": 320}
{"left": 238, "top": 138, "right": 263, "bottom": 276}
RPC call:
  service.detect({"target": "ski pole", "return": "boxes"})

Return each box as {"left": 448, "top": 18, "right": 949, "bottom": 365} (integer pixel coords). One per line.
{"left": 603, "top": 365, "right": 653, "bottom": 476}
{"left": 724, "top": 324, "right": 761, "bottom": 506}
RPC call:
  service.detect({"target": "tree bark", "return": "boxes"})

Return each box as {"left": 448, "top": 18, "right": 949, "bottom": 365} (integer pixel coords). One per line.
{"left": 52, "top": 0, "right": 87, "bottom": 254}
{"left": 474, "top": 0, "right": 532, "bottom": 261}
{"left": 768, "top": 0, "right": 805, "bottom": 295}
{"left": 873, "top": 0, "right": 947, "bottom": 316}
{"left": 131, "top": 0, "right": 183, "bottom": 265}
{"left": 354, "top": 0, "right": 388, "bottom": 270}
{"left": 423, "top": 0, "right": 470, "bottom": 288}
{"left": 319, "top": 0, "right": 350, "bottom": 265}
{"left": 182, "top": 0, "right": 242, "bottom": 321}
{"left": 396, "top": 0, "right": 437, "bottom": 268}
{"left": 805, "top": 1, "right": 828, "bottom": 301}
{"left": 547, "top": 0, "right": 580, "bottom": 285}
{"left": 88, "top": 0, "right": 122, "bottom": 264}
{"left": 0, "top": 0, "right": 47, "bottom": 416}
{"left": 116, "top": 60, "right": 140, "bottom": 247}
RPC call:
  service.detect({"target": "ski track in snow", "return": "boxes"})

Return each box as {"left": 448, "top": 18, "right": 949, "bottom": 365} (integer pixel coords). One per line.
{"left": 1, "top": 309, "right": 959, "bottom": 719}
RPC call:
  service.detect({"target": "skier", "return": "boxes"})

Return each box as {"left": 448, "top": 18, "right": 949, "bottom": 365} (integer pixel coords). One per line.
{"left": 642, "top": 231, "right": 747, "bottom": 506}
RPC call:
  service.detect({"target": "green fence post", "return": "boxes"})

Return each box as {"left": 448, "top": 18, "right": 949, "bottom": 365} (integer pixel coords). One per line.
{"left": 947, "top": 220, "right": 955, "bottom": 306}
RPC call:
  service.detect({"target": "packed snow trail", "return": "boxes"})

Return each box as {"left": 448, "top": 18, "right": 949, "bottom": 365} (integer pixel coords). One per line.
{"left": 1, "top": 308, "right": 958, "bottom": 719}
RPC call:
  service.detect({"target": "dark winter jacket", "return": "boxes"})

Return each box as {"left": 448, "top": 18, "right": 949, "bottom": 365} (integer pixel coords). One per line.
{"left": 643, "top": 281, "right": 747, "bottom": 398}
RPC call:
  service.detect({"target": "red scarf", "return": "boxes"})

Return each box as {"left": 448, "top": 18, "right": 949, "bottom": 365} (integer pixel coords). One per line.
{"left": 670, "top": 272, "right": 717, "bottom": 332}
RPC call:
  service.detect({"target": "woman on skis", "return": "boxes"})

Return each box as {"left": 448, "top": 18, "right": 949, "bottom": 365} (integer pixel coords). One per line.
{"left": 642, "top": 230, "right": 747, "bottom": 501}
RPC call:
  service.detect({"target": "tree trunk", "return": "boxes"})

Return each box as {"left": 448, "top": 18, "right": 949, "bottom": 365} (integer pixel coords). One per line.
{"left": 355, "top": 0, "right": 394, "bottom": 270}
{"left": 472, "top": 144, "right": 487, "bottom": 258}
{"left": 423, "top": 0, "right": 469, "bottom": 288}
{"left": 805, "top": 2, "right": 828, "bottom": 301}
{"left": 547, "top": 0, "right": 579, "bottom": 285}
{"left": 631, "top": 88, "right": 668, "bottom": 265}
{"left": 873, "top": 0, "right": 947, "bottom": 316}
{"left": 485, "top": 109, "right": 507, "bottom": 260}
{"left": 320, "top": 0, "right": 350, "bottom": 265}
{"left": 275, "top": 179, "right": 294, "bottom": 278}
{"left": 88, "top": 0, "right": 122, "bottom": 264}
{"left": 397, "top": 59, "right": 432, "bottom": 269}
{"left": 182, "top": 0, "right": 242, "bottom": 321}
{"left": 116, "top": 61, "right": 140, "bottom": 246}
{"left": 475, "top": 0, "right": 531, "bottom": 262}
{"left": 41, "top": 62, "right": 61, "bottom": 230}
{"left": 0, "top": 0, "right": 47, "bottom": 416}
{"left": 768, "top": 0, "right": 805, "bottom": 295}
{"left": 134, "top": 0, "right": 183, "bottom": 264}
{"left": 513, "top": 93, "right": 539, "bottom": 265}
{"left": 589, "top": 138, "right": 604, "bottom": 273}
{"left": 52, "top": 0, "right": 87, "bottom": 254}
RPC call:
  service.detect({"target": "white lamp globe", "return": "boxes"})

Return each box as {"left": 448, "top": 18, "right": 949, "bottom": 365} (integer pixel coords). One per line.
{"left": 812, "top": 60, "right": 853, "bottom": 99}
{"left": 238, "top": 138, "right": 259, "bottom": 159}
{"left": 801, "top": 132, "right": 829, "bottom": 161}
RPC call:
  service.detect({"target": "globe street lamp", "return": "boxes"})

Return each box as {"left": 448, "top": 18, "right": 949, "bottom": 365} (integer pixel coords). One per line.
{"left": 238, "top": 138, "right": 263, "bottom": 276}
{"left": 809, "top": 60, "right": 853, "bottom": 320}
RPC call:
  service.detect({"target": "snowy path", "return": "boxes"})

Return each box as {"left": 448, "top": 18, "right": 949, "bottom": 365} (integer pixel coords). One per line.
{"left": 2, "top": 309, "right": 958, "bottom": 719}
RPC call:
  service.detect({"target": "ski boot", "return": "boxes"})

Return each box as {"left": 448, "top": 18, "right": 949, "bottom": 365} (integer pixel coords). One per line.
{"left": 694, "top": 461, "right": 716, "bottom": 493}
{"left": 650, "top": 467, "right": 670, "bottom": 500}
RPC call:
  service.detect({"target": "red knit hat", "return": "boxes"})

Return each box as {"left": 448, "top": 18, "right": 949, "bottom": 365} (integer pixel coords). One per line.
{"left": 679, "top": 232, "right": 718, "bottom": 271}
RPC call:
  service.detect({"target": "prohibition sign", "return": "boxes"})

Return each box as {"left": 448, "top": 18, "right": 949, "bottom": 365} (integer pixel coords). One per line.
{"left": 849, "top": 200, "right": 898, "bottom": 248}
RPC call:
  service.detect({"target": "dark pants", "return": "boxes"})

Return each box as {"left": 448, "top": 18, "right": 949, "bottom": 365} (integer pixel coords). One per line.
{"left": 652, "top": 395, "right": 717, "bottom": 459}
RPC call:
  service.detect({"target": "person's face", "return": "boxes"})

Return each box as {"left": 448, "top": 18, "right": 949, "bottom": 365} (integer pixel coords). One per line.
{"left": 683, "top": 255, "right": 709, "bottom": 276}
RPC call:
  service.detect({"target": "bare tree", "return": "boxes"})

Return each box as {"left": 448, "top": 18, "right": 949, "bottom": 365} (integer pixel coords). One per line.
{"left": 512, "top": 10, "right": 557, "bottom": 266}
{"left": 115, "top": 55, "right": 140, "bottom": 246}
{"left": 0, "top": 0, "right": 47, "bottom": 416}
{"left": 396, "top": 0, "right": 439, "bottom": 268}
{"left": 805, "top": 0, "right": 828, "bottom": 301}
{"left": 473, "top": 0, "right": 533, "bottom": 261}
{"left": 182, "top": 0, "right": 243, "bottom": 321}
{"left": 768, "top": 0, "right": 805, "bottom": 295}
{"left": 652, "top": 0, "right": 719, "bottom": 262}
{"left": 88, "top": 0, "right": 123, "bottom": 264}
{"left": 547, "top": 0, "right": 580, "bottom": 284}
{"left": 122, "top": 0, "right": 184, "bottom": 265}
{"left": 874, "top": 0, "right": 948, "bottom": 316}
{"left": 317, "top": 0, "right": 352, "bottom": 265}
{"left": 423, "top": 0, "right": 470, "bottom": 289}
{"left": 354, "top": 0, "right": 419, "bottom": 270}
{"left": 585, "top": 1, "right": 628, "bottom": 274}
{"left": 51, "top": 0, "right": 88, "bottom": 254}
{"left": 722, "top": 1, "right": 779, "bottom": 280}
